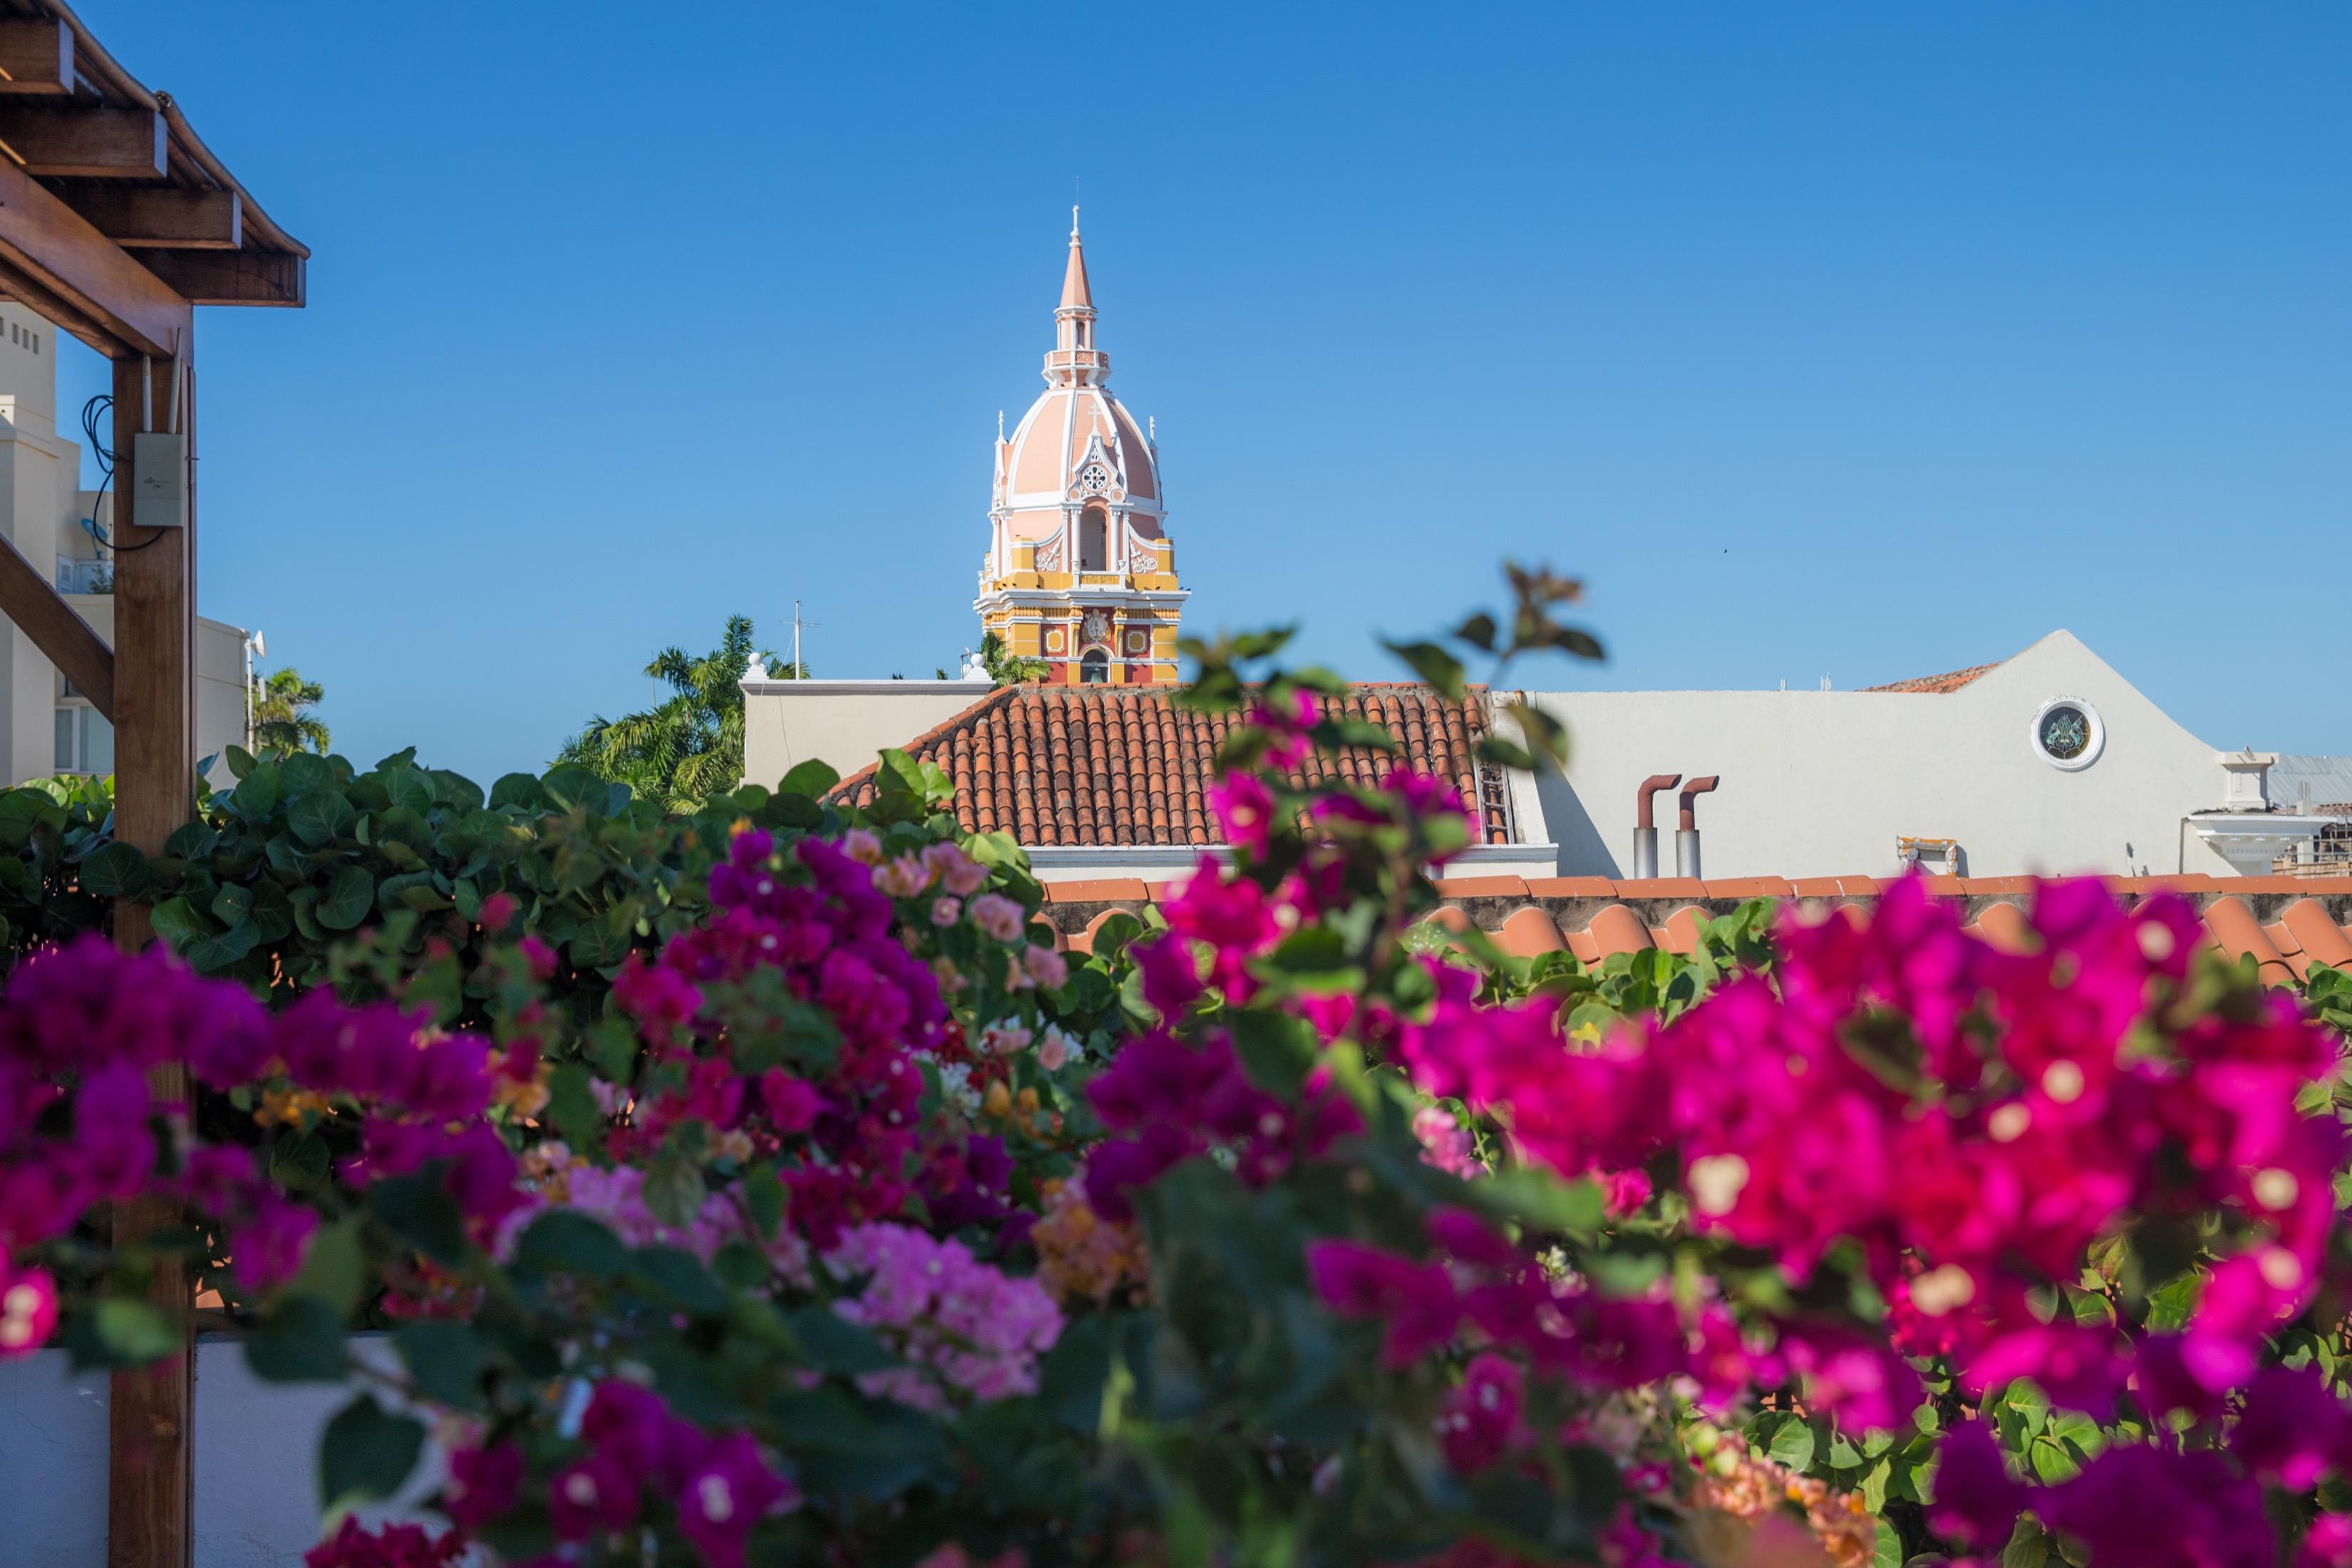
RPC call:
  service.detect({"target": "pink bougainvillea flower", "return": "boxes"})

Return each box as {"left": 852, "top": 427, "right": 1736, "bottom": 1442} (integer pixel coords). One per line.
{"left": 1305, "top": 1240, "right": 1459, "bottom": 1368}
{"left": 1924, "top": 1422, "right": 2025, "bottom": 1549}
{"left": 0, "top": 1266, "right": 58, "bottom": 1358}
{"left": 1207, "top": 773, "right": 1277, "bottom": 859}
{"left": 441, "top": 1440, "right": 525, "bottom": 1531}
{"left": 1435, "top": 1352, "right": 1523, "bottom": 1472}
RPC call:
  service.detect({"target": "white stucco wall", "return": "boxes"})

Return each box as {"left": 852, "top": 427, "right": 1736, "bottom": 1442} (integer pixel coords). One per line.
{"left": 741, "top": 678, "right": 993, "bottom": 792}
{"left": 0, "top": 1336, "right": 443, "bottom": 1567}
{"left": 1523, "top": 631, "right": 2245, "bottom": 880}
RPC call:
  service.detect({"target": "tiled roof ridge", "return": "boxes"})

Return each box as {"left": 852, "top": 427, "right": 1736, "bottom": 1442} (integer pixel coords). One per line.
{"left": 829, "top": 682, "right": 1504, "bottom": 847}
{"left": 1025, "top": 873, "right": 2352, "bottom": 990}
{"left": 826, "top": 684, "right": 1021, "bottom": 800}
{"left": 1860, "top": 660, "right": 2005, "bottom": 694}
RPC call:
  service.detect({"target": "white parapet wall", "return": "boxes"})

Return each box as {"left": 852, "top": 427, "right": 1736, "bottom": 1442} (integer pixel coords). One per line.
{"left": 0, "top": 1336, "right": 444, "bottom": 1567}
{"left": 741, "top": 677, "right": 994, "bottom": 794}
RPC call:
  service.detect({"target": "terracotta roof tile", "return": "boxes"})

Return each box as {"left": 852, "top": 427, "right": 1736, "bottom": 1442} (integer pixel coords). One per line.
{"left": 1860, "top": 661, "right": 2004, "bottom": 694}
{"left": 1045, "top": 874, "right": 2351, "bottom": 994}
{"left": 1612, "top": 877, "right": 1707, "bottom": 899}
{"left": 832, "top": 684, "right": 1506, "bottom": 848}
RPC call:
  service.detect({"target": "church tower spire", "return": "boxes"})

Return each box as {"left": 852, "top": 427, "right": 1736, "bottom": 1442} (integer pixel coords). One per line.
{"left": 975, "top": 215, "right": 1187, "bottom": 686}
{"left": 1046, "top": 207, "right": 1108, "bottom": 388}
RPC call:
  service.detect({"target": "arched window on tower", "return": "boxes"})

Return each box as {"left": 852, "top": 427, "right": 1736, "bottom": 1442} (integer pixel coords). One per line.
{"left": 1080, "top": 649, "right": 1109, "bottom": 684}
{"left": 1080, "top": 506, "right": 1108, "bottom": 572}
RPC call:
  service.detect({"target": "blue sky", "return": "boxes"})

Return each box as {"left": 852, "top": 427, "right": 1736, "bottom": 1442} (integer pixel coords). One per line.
{"left": 60, "top": 1, "right": 2350, "bottom": 778}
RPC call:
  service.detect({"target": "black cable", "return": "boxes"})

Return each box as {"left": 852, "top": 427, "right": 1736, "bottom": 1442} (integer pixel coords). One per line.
{"left": 75, "top": 393, "right": 170, "bottom": 554}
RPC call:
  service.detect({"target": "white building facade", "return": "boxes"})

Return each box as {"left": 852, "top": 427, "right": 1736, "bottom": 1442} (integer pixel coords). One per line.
{"left": 1517, "top": 631, "right": 2339, "bottom": 881}
{"left": 0, "top": 304, "right": 247, "bottom": 788}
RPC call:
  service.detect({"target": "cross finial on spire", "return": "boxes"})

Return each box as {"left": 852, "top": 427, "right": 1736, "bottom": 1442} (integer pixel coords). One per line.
{"left": 1071, "top": 202, "right": 1080, "bottom": 239}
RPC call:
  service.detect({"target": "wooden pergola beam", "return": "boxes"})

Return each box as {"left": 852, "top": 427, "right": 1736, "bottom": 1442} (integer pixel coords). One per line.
{"left": 0, "top": 18, "right": 71, "bottom": 94}
{"left": 0, "top": 103, "right": 165, "bottom": 177}
{"left": 0, "top": 532, "right": 113, "bottom": 716}
{"left": 65, "top": 188, "right": 242, "bottom": 250}
{"left": 0, "top": 153, "right": 188, "bottom": 357}
{"left": 136, "top": 247, "right": 301, "bottom": 307}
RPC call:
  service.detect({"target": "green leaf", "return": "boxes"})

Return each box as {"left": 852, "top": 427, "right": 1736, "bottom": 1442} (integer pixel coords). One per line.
{"left": 785, "top": 1305, "right": 897, "bottom": 1376}
{"left": 287, "top": 789, "right": 356, "bottom": 847}
{"left": 232, "top": 763, "right": 281, "bottom": 818}
{"left": 779, "top": 758, "right": 840, "bottom": 798}
{"left": 148, "top": 894, "right": 207, "bottom": 950}
{"left": 318, "top": 1393, "right": 425, "bottom": 1512}
{"left": 223, "top": 743, "right": 257, "bottom": 780}
{"left": 285, "top": 1214, "right": 367, "bottom": 1314}
{"left": 394, "top": 1320, "right": 486, "bottom": 1410}
{"left": 269, "top": 1130, "right": 332, "bottom": 1191}
{"left": 514, "top": 1210, "right": 627, "bottom": 1280}
{"left": 279, "top": 753, "right": 335, "bottom": 795}
{"left": 1379, "top": 638, "right": 1466, "bottom": 699}
{"left": 211, "top": 883, "right": 253, "bottom": 928}
{"left": 93, "top": 1299, "right": 181, "bottom": 1364}
{"left": 545, "top": 1063, "right": 600, "bottom": 1150}
{"left": 1765, "top": 1417, "right": 1817, "bottom": 1470}
{"left": 1475, "top": 734, "right": 1539, "bottom": 771}
{"left": 634, "top": 1246, "right": 728, "bottom": 1316}
{"left": 643, "top": 1145, "right": 708, "bottom": 1231}
{"left": 316, "top": 865, "right": 375, "bottom": 930}
{"left": 383, "top": 769, "right": 435, "bottom": 815}
{"left": 184, "top": 919, "right": 262, "bottom": 976}
{"left": 368, "top": 1176, "right": 468, "bottom": 1267}
{"left": 1451, "top": 611, "right": 1499, "bottom": 651}
{"left": 246, "top": 1296, "right": 348, "bottom": 1383}
{"left": 1229, "top": 1009, "right": 1319, "bottom": 1097}
{"left": 488, "top": 773, "right": 545, "bottom": 812}
{"left": 78, "top": 840, "right": 151, "bottom": 898}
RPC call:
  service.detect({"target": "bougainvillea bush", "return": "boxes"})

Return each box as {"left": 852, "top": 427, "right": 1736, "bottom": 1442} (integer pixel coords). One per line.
{"left": 5, "top": 623, "right": 2352, "bottom": 1567}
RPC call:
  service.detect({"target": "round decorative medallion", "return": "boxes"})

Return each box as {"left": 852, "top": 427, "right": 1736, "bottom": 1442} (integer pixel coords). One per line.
{"left": 2030, "top": 696, "right": 2103, "bottom": 771}
{"left": 1044, "top": 629, "right": 1063, "bottom": 653}
{"left": 1078, "top": 461, "right": 1111, "bottom": 495}
{"left": 1081, "top": 609, "right": 1110, "bottom": 647}
{"left": 1125, "top": 630, "right": 1147, "bottom": 654}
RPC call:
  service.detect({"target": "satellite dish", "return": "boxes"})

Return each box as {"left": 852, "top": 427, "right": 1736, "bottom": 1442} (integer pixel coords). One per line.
{"left": 251, "top": 630, "right": 266, "bottom": 658}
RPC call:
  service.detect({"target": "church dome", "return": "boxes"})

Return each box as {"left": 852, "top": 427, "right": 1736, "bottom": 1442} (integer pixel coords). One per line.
{"left": 991, "top": 212, "right": 1160, "bottom": 515}
{"left": 1001, "top": 383, "right": 1157, "bottom": 508}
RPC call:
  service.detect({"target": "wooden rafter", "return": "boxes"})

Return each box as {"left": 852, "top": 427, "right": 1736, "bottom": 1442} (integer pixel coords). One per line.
{"left": 66, "top": 187, "right": 242, "bottom": 250}
{"left": 0, "top": 151, "right": 189, "bottom": 357}
{"left": 138, "top": 247, "right": 302, "bottom": 308}
{"left": 0, "top": 103, "right": 166, "bottom": 178}
{"left": 0, "top": 17, "right": 71, "bottom": 94}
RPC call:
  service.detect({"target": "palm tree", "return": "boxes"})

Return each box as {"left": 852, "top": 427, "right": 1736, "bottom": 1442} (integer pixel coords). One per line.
{"left": 250, "top": 667, "right": 330, "bottom": 754}
{"left": 559, "top": 616, "right": 783, "bottom": 813}
{"left": 979, "top": 631, "right": 1048, "bottom": 686}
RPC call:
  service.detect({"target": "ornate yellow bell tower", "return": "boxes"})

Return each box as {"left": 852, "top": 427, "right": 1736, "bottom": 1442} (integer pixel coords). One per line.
{"left": 974, "top": 212, "right": 1186, "bottom": 684}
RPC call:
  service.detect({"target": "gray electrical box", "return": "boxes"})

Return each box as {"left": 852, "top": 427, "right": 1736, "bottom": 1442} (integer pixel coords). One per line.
{"left": 132, "top": 431, "right": 187, "bottom": 530}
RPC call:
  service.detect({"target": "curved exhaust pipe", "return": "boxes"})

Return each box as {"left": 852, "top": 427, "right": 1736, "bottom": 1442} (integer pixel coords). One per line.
{"left": 1676, "top": 776, "right": 1720, "bottom": 877}
{"left": 1633, "top": 774, "right": 1679, "bottom": 878}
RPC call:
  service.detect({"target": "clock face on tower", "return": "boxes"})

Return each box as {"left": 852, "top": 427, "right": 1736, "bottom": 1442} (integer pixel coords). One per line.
{"left": 1077, "top": 462, "right": 1111, "bottom": 495}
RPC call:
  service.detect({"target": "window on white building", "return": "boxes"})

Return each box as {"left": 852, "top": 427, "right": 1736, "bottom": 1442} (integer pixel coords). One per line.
{"left": 54, "top": 703, "right": 113, "bottom": 775}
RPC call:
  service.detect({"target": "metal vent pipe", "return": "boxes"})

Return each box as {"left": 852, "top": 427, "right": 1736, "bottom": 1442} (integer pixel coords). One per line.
{"left": 1675, "top": 776, "right": 1720, "bottom": 878}
{"left": 1633, "top": 774, "right": 1680, "bottom": 879}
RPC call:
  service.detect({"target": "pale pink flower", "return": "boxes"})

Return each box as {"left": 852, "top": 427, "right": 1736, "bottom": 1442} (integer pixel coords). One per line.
{"left": 1022, "top": 945, "right": 1068, "bottom": 990}
{"left": 968, "top": 893, "right": 1023, "bottom": 942}
{"left": 930, "top": 896, "right": 962, "bottom": 927}
{"left": 840, "top": 827, "right": 883, "bottom": 865}
{"left": 875, "top": 855, "right": 934, "bottom": 898}
{"left": 924, "top": 842, "right": 991, "bottom": 897}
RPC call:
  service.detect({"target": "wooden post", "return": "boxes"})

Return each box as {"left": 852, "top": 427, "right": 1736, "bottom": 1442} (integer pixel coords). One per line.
{"left": 108, "top": 346, "right": 196, "bottom": 1568}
